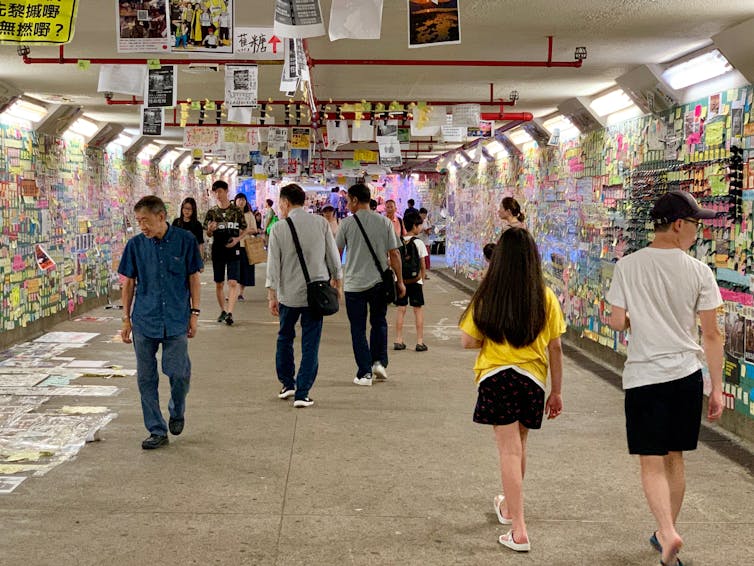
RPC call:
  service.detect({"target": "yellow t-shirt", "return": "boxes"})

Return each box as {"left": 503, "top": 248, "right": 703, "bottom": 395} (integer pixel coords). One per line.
{"left": 459, "top": 287, "right": 566, "bottom": 388}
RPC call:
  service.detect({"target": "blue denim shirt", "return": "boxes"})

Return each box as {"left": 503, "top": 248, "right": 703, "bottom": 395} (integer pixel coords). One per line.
{"left": 118, "top": 223, "right": 203, "bottom": 339}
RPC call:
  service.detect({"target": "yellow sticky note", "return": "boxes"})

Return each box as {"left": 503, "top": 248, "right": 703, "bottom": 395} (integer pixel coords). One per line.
{"left": 76, "top": 59, "right": 90, "bottom": 70}
{"left": 147, "top": 59, "right": 161, "bottom": 69}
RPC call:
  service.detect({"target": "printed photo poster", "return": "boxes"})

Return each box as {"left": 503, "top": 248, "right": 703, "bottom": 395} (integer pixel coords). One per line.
{"left": 170, "top": 0, "right": 234, "bottom": 54}
{"left": 225, "top": 65, "right": 258, "bottom": 108}
{"left": 234, "top": 27, "right": 284, "bottom": 59}
{"left": 267, "top": 127, "right": 290, "bottom": 156}
{"left": 141, "top": 107, "right": 164, "bottom": 136}
{"left": 291, "top": 127, "right": 311, "bottom": 149}
{"left": 34, "top": 245, "right": 55, "bottom": 272}
{"left": 145, "top": 65, "right": 177, "bottom": 108}
{"left": 117, "top": 0, "right": 168, "bottom": 53}
{"left": 745, "top": 308, "right": 754, "bottom": 363}
{"left": 274, "top": 0, "right": 325, "bottom": 39}
{"left": 377, "top": 136, "right": 402, "bottom": 168}
{"left": 0, "top": 0, "right": 79, "bottom": 45}
{"left": 408, "top": 0, "right": 460, "bottom": 49}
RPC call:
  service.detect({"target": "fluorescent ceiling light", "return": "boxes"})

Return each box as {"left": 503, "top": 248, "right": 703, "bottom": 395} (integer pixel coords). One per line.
{"left": 543, "top": 114, "right": 580, "bottom": 140}
{"left": 68, "top": 117, "right": 99, "bottom": 138}
{"left": 138, "top": 143, "right": 160, "bottom": 159}
{"left": 2, "top": 98, "right": 48, "bottom": 123}
{"left": 109, "top": 133, "right": 134, "bottom": 147}
{"left": 606, "top": 104, "right": 644, "bottom": 126}
{"left": 454, "top": 151, "right": 470, "bottom": 167}
{"left": 661, "top": 49, "right": 733, "bottom": 90}
{"left": 160, "top": 149, "right": 182, "bottom": 164}
{"left": 590, "top": 89, "right": 633, "bottom": 117}
{"left": 508, "top": 129, "right": 533, "bottom": 145}
{"left": 484, "top": 140, "right": 507, "bottom": 157}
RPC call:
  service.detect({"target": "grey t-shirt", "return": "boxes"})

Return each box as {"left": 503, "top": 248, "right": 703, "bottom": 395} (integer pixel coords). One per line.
{"left": 336, "top": 209, "right": 400, "bottom": 292}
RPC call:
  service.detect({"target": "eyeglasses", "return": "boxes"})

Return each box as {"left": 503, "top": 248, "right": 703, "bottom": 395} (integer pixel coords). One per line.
{"left": 682, "top": 218, "right": 702, "bottom": 226}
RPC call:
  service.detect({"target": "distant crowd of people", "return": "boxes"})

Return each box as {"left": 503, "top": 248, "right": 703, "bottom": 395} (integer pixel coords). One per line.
{"left": 119, "top": 184, "right": 724, "bottom": 566}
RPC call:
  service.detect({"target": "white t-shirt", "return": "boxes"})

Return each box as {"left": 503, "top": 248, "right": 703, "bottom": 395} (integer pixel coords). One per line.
{"left": 606, "top": 247, "right": 723, "bottom": 390}
{"left": 403, "top": 236, "right": 428, "bottom": 284}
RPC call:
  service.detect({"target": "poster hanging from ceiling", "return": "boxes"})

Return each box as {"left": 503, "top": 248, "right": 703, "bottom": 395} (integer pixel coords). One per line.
{"left": 291, "top": 128, "right": 311, "bottom": 149}
{"left": 407, "top": 0, "right": 460, "bottom": 49}
{"left": 169, "top": 0, "right": 234, "bottom": 53}
{"left": 328, "top": 0, "right": 383, "bottom": 41}
{"left": 97, "top": 65, "right": 148, "bottom": 96}
{"left": 144, "top": 66, "right": 177, "bottom": 108}
{"left": 0, "top": 0, "right": 79, "bottom": 45}
{"left": 141, "top": 107, "right": 164, "bottom": 136}
{"left": 377, "top": 134, "right": 402, "bottom": 167}
{"left": 225, "top": 65, "right": 258, "bottom": 108}
{"left": 274, "top": 0, "right": 325, "bottom": 39}
{"left": 116, "top": 0, "right": 168, "bottom": 53}
{"left": 233, "top": 27, "right": 284, "bottom": 58}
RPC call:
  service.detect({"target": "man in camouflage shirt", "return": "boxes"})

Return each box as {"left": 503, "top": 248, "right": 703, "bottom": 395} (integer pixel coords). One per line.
{"left": 203, "top": 180, "right": 247, "bottom": 326}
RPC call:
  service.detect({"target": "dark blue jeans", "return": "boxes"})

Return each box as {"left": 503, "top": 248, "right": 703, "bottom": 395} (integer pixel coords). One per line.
{"left": 276, "top": 304, "right": 323, "bottom": 400}
{"left": 345, "top": 284, "right": 388, "bottom": 378}
{"left": 132, "top": 331, "right": 191, "bottom": 436}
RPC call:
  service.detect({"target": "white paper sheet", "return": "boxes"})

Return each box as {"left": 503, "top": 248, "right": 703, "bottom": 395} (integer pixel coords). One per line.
{"left": 274, "top": 0, "right": 326, "bottom": 39}
{"left": 97, "top": 65, "right": 148, "bottom": 96}
{"left": 329, "top": 0, "right": 383, "bottom": 41}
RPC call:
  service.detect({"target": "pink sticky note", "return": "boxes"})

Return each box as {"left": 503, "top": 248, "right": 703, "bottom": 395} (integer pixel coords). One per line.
{"left": 694, "top": 105, "right": 702, "bottom": 117}
{"left": 12, "top": 255, "right": 24, "bottom": 271}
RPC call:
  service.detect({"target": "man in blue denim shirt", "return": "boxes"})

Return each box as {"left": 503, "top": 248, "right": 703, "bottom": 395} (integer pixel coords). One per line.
{"left": 118, "top": 196, "right": 203, "bottom": 450}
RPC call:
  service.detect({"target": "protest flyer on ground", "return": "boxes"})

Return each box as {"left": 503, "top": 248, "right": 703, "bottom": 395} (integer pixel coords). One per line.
{"left": 0, "top": 476, "right": 26, "bottom": 494}
{"left": 408, "top": 0, "right": 460, "bottom": 48}
{"left": 141, "top": 107, "right": 164, "bottom": 136}
{"left": 225, "top": 65, "right": 258, "bottom": 108}
{"left": 329, "top": 0, "right": 383, "bottom": 41}
{"left": 116, "top": 0, "right": 168, "bottom": 53}
{"left": 170, "top": 0, "right": 234, "bottom": 53}
{"left": 234, "top": 27, "right": 284, "bottom": 58}
{"left": 0, "top": 0, "right": 79, "bottom": 45}
{"left": 34, "top": 332, "right": 98, "bottom": 344}
{"left": 274, "top": 0, "right": 325, "bottom": 39}
{"left": 145, "top": 66, "right": 177, "bottom": 108}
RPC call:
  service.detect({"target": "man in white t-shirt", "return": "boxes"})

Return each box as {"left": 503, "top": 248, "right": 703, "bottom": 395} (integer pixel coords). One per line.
{"left": 393, "top": 211, "right": 429, "bottom": 352}
{"left": 607, "top": 190, "right": 724, "bottom": 566}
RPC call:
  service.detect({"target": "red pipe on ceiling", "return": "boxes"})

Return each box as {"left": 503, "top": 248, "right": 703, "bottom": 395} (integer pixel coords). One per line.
{"left": 21, "top": 46, "right": 282, "bottom": 66}
{"left": 312, "top": 59, "right": 582, "bottom": 68}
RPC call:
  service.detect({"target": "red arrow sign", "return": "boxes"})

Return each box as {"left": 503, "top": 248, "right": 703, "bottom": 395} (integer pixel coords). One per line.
{"left": 268, "top": 35, "right": 281, "bottom": 54}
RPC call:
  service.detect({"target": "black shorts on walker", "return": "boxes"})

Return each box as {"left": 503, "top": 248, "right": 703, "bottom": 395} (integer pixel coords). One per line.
{"left": 212, "top": 255, "right": 240, "bottom": 283}
{"left": 624, "top": 370, "right": 703, "bottom": 455}
{"left": 394, "top": 282, "right": 424, "bottom": 307}
{"left": 473, "top": 368, "right": 545, "bottom": 429}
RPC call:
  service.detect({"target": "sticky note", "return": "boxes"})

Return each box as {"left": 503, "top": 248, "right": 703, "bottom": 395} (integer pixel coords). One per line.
{"left": 147, "top": 59, "right": 161, "bottom": 69}
{"left": 76, "top": 60, "right": 90, "bottom": 70}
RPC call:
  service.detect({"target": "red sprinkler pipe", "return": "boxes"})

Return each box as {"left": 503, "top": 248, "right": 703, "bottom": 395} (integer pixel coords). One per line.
{"left": 311, "top": 37, "right": 582, "bottom": 69}
{"left": 22, "top": 45, "right": 282, "bottom": 66}
{"left": 481, "top": 112, "right": 533, "bottom": 121}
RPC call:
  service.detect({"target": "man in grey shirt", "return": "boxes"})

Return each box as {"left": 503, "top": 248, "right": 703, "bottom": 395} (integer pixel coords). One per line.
{"left": 336, "top": 183, "right": 405, "bottom": 386}
{"left": 266, "top": 183, "right": 342, "bottom": 407}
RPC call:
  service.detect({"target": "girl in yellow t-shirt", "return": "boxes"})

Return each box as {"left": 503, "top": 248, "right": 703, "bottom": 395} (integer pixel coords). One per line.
{"left": 459, "top": 227, "right": 565, "bottom": 553}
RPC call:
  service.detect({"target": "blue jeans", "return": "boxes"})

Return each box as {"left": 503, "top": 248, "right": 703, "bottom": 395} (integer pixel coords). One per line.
{"left": 345, "top": 284, "right": 388, "bottom": 378}
{"left": 276, "top": 304, "right": 323, "bottom": 400}
{"left": 132, "top": 331, "right": 191, "bottom": 436}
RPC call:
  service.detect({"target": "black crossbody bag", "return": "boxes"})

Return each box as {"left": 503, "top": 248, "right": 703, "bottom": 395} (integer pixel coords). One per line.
{"left": 353, "top": 214, "right": 396, "bottom": 303}
{"left": 286, "top": 218, "right": 339, "bottom": 317}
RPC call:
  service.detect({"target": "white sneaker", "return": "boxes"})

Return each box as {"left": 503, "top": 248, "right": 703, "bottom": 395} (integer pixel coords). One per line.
{"left": 353, "top": 374, "right": 373, "bottom": 386}
{"left": 293, "top": 397, "right": 314, "bottom": 408}
{"left": 372, "top": 362, "right": 388, "bottom": 381}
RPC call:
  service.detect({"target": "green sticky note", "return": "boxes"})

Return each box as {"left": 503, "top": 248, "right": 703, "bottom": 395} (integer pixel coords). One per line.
{"left": 190, "top": 100, "right": 201, "bottom": 110}
{"left": 147, "top": 59, "right": 161, "bottom": 69}
{"left": 76, "top": 59, "right": 90, "bottom": 70}
{"left": 205, "top": 101, "right": 216, "bottom": 110}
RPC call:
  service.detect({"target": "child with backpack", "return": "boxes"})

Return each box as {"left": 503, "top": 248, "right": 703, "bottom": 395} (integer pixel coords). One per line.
{"left": 393, "top": 212, "right": 429, "bottom": 352}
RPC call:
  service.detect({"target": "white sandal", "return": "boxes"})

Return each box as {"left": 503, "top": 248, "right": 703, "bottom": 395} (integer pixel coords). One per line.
{"left": 499, "top": 530, "right": 530, "bottom": 552}
{"left": 493, "top": 494, "right": 512, "bottom": 525}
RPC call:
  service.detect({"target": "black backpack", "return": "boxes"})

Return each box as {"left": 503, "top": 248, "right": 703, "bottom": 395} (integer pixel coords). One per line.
{"left": 401, "top": 237, "right": 422, "bottom": 284}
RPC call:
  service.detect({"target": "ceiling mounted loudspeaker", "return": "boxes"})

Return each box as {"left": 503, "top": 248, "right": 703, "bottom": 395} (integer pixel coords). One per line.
{"left": 713, "top": 17, "right": 754, "bottom": 84}
{"left": 615, "top": 65, "right": 678, "bottom": 115}
{"left": 88, "top": 123, "right": 124, "bottom": 147}
{"left": 557, "top": 97, "right": 604, "bottom": 133}
{"left": 35, "top": 104, "right": 82, "bottom": 137}
{"left": 0, "top": 81, "right": 21, "bottom": 114}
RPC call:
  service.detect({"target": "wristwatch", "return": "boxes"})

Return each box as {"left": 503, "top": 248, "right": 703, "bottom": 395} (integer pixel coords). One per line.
{"left": 190, "top": 308, "right": 201, "bottom": 316}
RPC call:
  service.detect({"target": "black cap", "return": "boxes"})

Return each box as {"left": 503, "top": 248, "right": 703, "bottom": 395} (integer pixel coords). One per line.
{"left": 650, "top": 191, "right": 716, "bottom": 224}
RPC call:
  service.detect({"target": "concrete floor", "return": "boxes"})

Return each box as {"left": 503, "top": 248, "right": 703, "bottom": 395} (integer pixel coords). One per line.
{"left": 1, "top": 264, "right": 753, "bottom": 565}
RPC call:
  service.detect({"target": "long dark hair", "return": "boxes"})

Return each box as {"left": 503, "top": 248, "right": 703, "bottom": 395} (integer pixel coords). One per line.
{"left": 234, "top": 193, "right": 251, "bottom": 213}
{"left": 461, "top": 228, "right": 546, "bottom": 348}
{"left": 502, "top": 197, "right": 525, "bottom": 222}
{"left": 179, "top": 197, "right": 198, "bottom": 222}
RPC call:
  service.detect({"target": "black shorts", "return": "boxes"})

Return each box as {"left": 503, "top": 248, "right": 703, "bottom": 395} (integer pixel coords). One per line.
{"left": 624, "top": 370, "right": 703, "bottom": 455}
{"left": 212, "top": 251, "right": 241, "bottom": 283}
{"left": 473, "top": 368, "right": 545, "bottom": 429}
{"left": 394, "top": 282, "right": 424, "bottom": 307}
